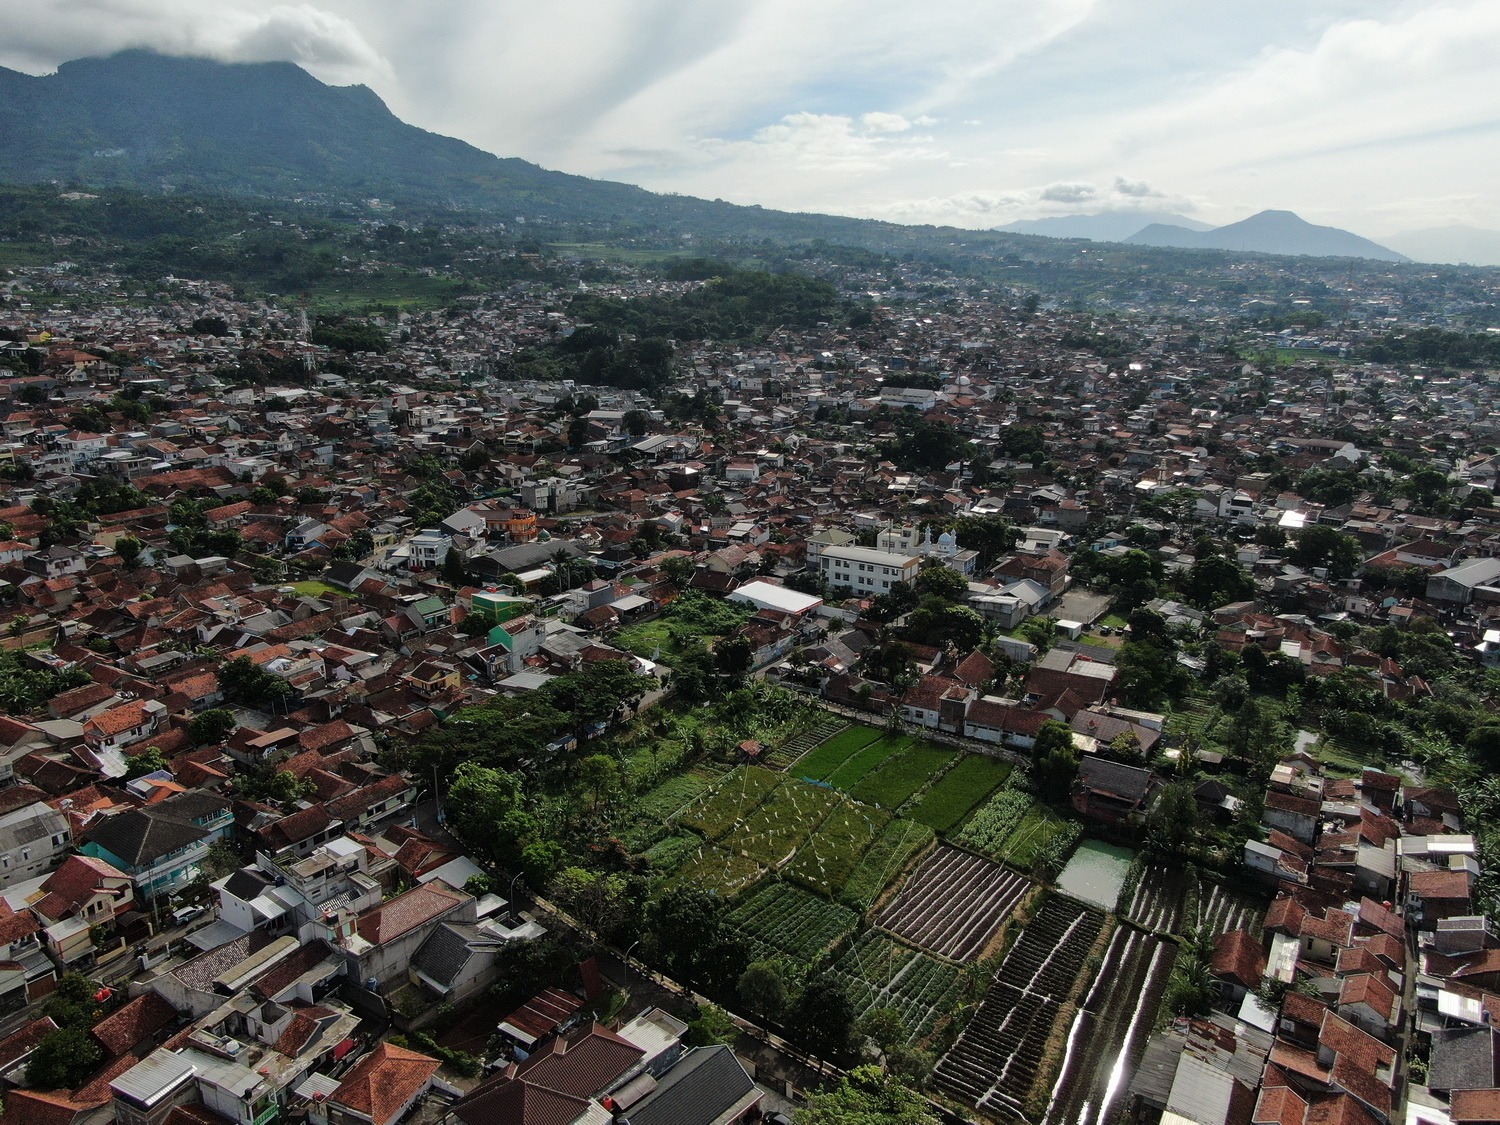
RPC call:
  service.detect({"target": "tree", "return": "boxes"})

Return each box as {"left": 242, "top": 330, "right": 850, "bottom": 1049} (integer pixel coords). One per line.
{"left": 1030, "top": 720, "right": 1075, "bottom": 766}
{"left": 114, "top": 535, "right": 143, "bottom": 568}
{"left": 575, "top": 754, "right": 621, "bottom": 814}
{"left": 123, "top": 746, "right": 168, "bottom": 780}
{"left": 1018, "top": 615, "right": 1058, "bottom": 654}
{"left": 788, "top": 978, "right": 857, "bottom": 1065}
{"left": 26, "top": 1028, "right": 102, "bottom": 1090}
{"left": 1035, "top": 743, "right": 1080, "bottom": 803}
{"left": 646, "top": 887, "right": 725, "bottom": 984}
{"left": 799, "top": 1066, "right": 937, "bottom": 1125}
{"left": 442, "top": 547, "right": 467, "bottom": 588}
{"left": 623, "top": 409, "right": 651, "bottom": 437}
{"left": 567, "top": 416, "right": 590, "bottom": 449}
{"left": 189, "top": 709, "right": 237, "bottom": 746}
{"left": 684, "top": 1003, "right": 738, "bottom": 1047}
{"left": 1290, "top": 525, "right": 1363, "bottom": 580}
{"left": 1179, "top": 552, "right": 1254, "bottom": 610}
{"left": 547, "top": 867, "right": 631, "bottom": 943}
{"left": 1145, "top": 781, "right": 1200, "bottom": 856}
{"left": 913, "top": 562, "right": 967, "bottom": 603}
{"left": 856, "top": 1007, "right": 908, "bottom": 1056}
{"left": 738, "top": 961, "right": 789, "bottom": 1024}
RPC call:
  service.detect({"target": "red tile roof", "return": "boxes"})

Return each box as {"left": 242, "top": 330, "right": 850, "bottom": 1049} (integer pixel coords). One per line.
{"left": 89, "top": 991, "right": 177, "bottom": 1058}
{"left": 330, "top": 1043, "right": 440, "bottom": 1125}
{"left": 355, "top": 882, "right": 465, "bottom": 945}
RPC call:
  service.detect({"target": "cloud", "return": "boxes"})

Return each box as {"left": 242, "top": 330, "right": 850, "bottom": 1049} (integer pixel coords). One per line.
{"left": 1112, "top": 176, "right": 1157, "bottom": 197}
{"left": 861, "top": 112, "right": 913, "bottom": 133}
{"left": 1039, "top": 181, "right": 1097, "bottom": 203}
{"left": 0, "top": 1, "right": 390, "bottom": 84}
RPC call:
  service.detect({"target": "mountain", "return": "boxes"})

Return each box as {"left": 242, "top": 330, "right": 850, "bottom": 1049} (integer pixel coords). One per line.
{"left": 1123, "top": 209, "right": 1407, "bottom": 262}
{"left": 1380, "top": 226, "right": 1500, "bottom": 267}
{"left": 997, "top": 211, "right": 1212, "bottom": 241}
{"left": 0, "top": 50, "right": 908, "bottom": 245}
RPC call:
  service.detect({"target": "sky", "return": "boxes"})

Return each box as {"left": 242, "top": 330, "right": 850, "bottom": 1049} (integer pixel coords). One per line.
{"left": 2, "top": 0, "right": 1499, "bottom": 239}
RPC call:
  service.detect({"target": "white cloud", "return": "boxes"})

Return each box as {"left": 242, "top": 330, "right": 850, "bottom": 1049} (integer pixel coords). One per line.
{"left": 862, "top": 112, "right": 914, "bottom": 134}
{"left": 1039, "top": 182, "right": 1097, "bottom": 204}
{"left": 0, "top": 1, "right": 390, "bottom": 84}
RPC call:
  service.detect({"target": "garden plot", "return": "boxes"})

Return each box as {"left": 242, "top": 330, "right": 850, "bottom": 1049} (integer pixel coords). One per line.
{"left": 1196, "top": 878, "right": 1267, "bottom": 939}
{"left": 676, "top": 765, "right": 780, "bottom": 839}
{"left": 666, "top": 845, "right": 763, "bottom": 899}
{"left": 850, "top": 744, "right": 955, "bottom": 809}
{"left": 1043, "top": 926, "right": 1177, "bottom": 1125}
{"left": 795, "top": 725, "right": 885, "bottom": 780}
{"left": 769, "top": 717, "right": 848, "bottom": 770}
{"left": 955, "top": 786, "right": 1082, "bottom": 874}
{"left": 827, "top": 735, "right": 910, "bottom": 790}
{"left": 728, "top": 882, "right": 859, "bottom": 967}
{"left": 1122, "top": 864, "right": 1189, "bottom": 934}
{"left": 720, "top": 779, "right": 843, "bottom": 866}
{"left": 876, "top": 845, "right": 1030, "bottom": 961}
{"left": 933, "top": 897, "right": 1105, "bottom": 1122}
{"left": 785, "top": 799, "right": 891, "bottom": 896}
{"left": 841, "top": 819, "right": 936, "bottom": 911}
{"left": 908, "top": 756, "right": 1012, "bottom": 832}
{"left": 831, "top": 932, "right": 964, "bottom": 1043}
{"left": 624, "top": 774, "right": 712, "bottom": 849}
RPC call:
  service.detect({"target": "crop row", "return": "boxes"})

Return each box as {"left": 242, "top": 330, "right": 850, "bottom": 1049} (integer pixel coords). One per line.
{"left": 665, "top": 845, "right": 764, "bottom": 899}
{"left": 721, "top": 778, "right": 843, "bottom": 865}
{"left": 827, "top": 735, "right": 910, "bottom": 789}
{"left": 727, "top": 882, "right": 859, "bottom": 965}
{"left": 676, "top": 765, "right": 781, "bottom": 838}
{"left": 768, "top": 717, "right": 847, "bottom": 769}
{"left": 841, "top": 818, "right": 936, "bottom": 911}
{"left": 851, "top": 744, "right": 956, "bottom": 809}
{"left": 907, "top": 755, "right": 1013, "bottom": 832}
{"left": 953, "top": 786, "right": 1032, "bottom": 854}
{"left": 784, "top": 799, "right": 891, "bottom": 896}
{"left": 877, "top": 845, "right": 1030, "bottom": 961}
{"left": 831, "top": 932, "right": 963, "bottom": 1042}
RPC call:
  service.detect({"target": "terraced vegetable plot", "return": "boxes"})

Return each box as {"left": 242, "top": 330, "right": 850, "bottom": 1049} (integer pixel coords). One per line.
{"left": 831, "top": 932, "right": 964, "bottom": 1043}
{"left": 1122, "top": 864, "right": 1189, "bottom": 934}
{"left": 908, "top": 756, "right": 1013, "bottom": 831}
{"left": 728, "top": 882, "right": 859, "bottom": 966}
{"left": 721, "top": 779, "right": 843, "bottom": 865}
{"left": 644, "top": 832, "right": 701, "bottom": 873}
{"left": 933, "top": 897, "right": 1105, "bottom": 1122}
{"left": 677, "top": 765, "right": 780, "bottom": 839}
{"left": 827, "top": 736, "right": 910, "bottom": 789}
{"left": 796, "top": 725, "right": 885, "bottom": 780}
{"left": 954, "top": 786, "right": 1032, "bottom": 856}
{"left": 769, "top": 717, "right": 847, "bottom": 770}
{"left": 666, "top": 845, "right": 764, "bottom": 899}
{"left": 876, "top": 846, "right": 1030, "bottom": 961}
{"left": 999, "top": 806, "right": 1081, "bottom": 871}
{"left": 851, "top": 744, "right": 955, "bottom": 809}
{"left": 1045, "top": 926, "right": 1177, "bottom": 1125}
{"left": 841, "top": 819, "right": 936, "bottom": 911}
{"left": 1197, "top": 878, "right": 1267, "bottom": 939}
{"left": 785, "top": 799, "right": 891, "bottom": 896}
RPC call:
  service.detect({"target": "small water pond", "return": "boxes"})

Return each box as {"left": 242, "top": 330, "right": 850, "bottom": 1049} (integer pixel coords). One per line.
{"left": 1055, "top": 838, "right": 1135, "bottom": 909}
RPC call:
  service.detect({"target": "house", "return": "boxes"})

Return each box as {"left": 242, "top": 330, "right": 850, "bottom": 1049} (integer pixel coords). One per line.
{"left": 626, "top": 1045, "right": 762, "bottom": 1125}
{"left": 317, "top": 1043, "right": 442, "bottom": 1125}
{"left": 0, "top": 799, "right": 71, "bottom": 887}
{"left": 1071, "top": 758, "right": 1157, "bottom": 825}
{"left": 817, "top": 545, "right": 921, "bottom": 596}
{"left": 338, "top": 880, "right": 473, "bottom": 988}
{"left": 82, "top": 700, "right": 169, "bottom": 753}
{"left": 80, "top": 791, "right": 233, "bottom": 902}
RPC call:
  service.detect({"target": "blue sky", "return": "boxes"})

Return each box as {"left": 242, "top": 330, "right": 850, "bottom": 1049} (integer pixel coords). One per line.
{"left": 3, "top": 1, "right": 1497, "bottom": 238}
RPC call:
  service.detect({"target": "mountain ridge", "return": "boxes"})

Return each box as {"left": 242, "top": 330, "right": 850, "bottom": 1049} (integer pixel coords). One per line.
{"left": 997, "top": 211, "right": 1213, "bottom": 241}
{"left": 1123, "top": 209, "right": 1407, "bottom": 262}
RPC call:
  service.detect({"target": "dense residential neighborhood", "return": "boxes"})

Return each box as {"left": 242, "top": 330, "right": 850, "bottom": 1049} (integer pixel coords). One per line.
{"left": 0, "top": 241, "right": 1499, "bottom": 1125}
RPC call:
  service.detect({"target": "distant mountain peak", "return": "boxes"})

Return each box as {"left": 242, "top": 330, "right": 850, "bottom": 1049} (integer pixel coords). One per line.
{"left": 1123, "top": 208, "right": 1407, "bottom": 262}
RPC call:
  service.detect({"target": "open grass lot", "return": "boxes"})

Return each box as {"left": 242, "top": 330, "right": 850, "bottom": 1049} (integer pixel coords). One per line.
{"left": 841, "top": 818, "right": 936, "bottom": 911}
{"left": 676, "top": 766, "right": 780, "bottom": 839}
{"left": 785, "top": 799, "right": 891, "bottom": 896}
{"left": 666, "top": 845, "right": 764, "bottom": 899}
{"left": 290, "top": 579, "right": 341, "bottom": 598}
{"left": 826, "top": 735, "right": 909, "bottom": 789}
{"left": 851, "top": 744, "right": 956, "bottom": 809}
{"left": 728, "top": 882, "right": 860, "bottom": 967}
{"left": 721, "top": 779, "right": 843, "bottom": 866}
{"left": 794, "top": 725, "right": 884, "bottom": 779}
{"left": 908, "top": 756, "right": 1013, "bottom": 832}
{"left": 831, "top": 931, "right": 965, "bottom": 1043}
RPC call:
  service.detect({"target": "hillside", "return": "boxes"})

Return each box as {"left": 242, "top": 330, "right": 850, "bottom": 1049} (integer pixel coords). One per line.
{"left": 1123, "top": 209, "right": 1407, "bottom": 262}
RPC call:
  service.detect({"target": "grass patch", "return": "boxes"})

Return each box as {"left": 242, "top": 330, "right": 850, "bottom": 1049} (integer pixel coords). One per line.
{"left": 841, "top": 819, "right": 936, "bottom": 911}
{"left": 850, "top": 744, "right": 955, "bottom": 809}
{"left": 291, "top": 579, "right": 340, "bottom": 598}
{"left": 795, "top": 725, "right": 884, "bottom": 780}
{"left": 784, "top": 800, "right": 891, "bottom": 897}
{"left": 908, "top": 756, "right": 1013, "bottom": 832}
{"left": 676, "top": 766, "right": 781, "bottom": 840}
{"left": 998, "top": 805, "right": 1079, "bottom": 871}
{"left": 728, "top": 882, "right": 859, "bottom": 967}
{"left": 721, "top": 779, "right": 843, "bottom": 866}
{"left": 1099, "top": 613, "right": 1129, "bottom": 629}
{"left": 827, "top": 735, "right": 909, "bottom": 790}
{"left": 667, "top": 846, "right": 764, "bottom": 899}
